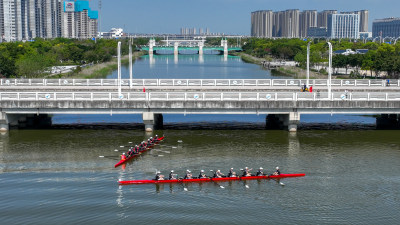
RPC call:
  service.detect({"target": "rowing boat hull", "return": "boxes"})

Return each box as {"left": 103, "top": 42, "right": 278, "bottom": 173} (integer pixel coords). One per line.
{"left": 114, "top": 137, "right": 165, "bottom": 168}
{"left": 118, "top": 173, "right": 305, "bottom": 185}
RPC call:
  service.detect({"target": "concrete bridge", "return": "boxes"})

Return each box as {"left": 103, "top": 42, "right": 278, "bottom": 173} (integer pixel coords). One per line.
{"left": 141, "top": 38, "right": 241, "bottom": 55}
{"left": 1, "top": 78, "right": 400, "bottom": 132}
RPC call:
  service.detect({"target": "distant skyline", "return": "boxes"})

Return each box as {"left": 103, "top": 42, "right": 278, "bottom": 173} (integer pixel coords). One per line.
{"left": 94, "top": 0, "right": 400, "bottom": 35}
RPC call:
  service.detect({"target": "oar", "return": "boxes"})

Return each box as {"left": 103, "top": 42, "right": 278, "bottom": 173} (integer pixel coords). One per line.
{"left": 239, "top": 169, "right": 250, "bottom": 189}
{"left": 159, "top": 145, "right": 177, "bottom": 149}
{"left": 209, "top": 170, "right": 225, "bottom": 189}
{"left": 99, "top": 155, "right": 120, "bottom": 160}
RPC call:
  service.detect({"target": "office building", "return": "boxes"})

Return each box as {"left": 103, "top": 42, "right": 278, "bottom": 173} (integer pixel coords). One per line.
{"left": 372, "top": 18, "right": 400, "bottom": 38}
{"left": 328, "top": 13, "right": 360, "bottom": 39}
{"left": 307, "top": 27, "right": 327, "bottom": 37}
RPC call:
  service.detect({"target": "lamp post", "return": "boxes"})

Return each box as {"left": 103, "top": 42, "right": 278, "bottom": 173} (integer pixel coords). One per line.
{"left": 327, "top": 42, "right": 332, "bottom": 100}
{"left": 307, "top": 41, "right": 311, "bottom": 88}
{"left": 117, "top": 41, "right": 122, "bottom": 97}
{"left": 129, "top": 38, "right": 133, "bottom": 89}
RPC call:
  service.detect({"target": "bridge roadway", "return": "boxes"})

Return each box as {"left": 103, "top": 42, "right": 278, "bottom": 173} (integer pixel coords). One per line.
{"left": 1, "top": 79, "right": 400, "bottom": 132}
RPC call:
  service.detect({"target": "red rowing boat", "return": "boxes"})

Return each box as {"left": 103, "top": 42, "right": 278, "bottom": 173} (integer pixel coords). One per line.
{"left": 118, "top": 173, "right": 305, "bottom": 185}
{"left": 114, "top": 136, "right": 165, "bottom": 168}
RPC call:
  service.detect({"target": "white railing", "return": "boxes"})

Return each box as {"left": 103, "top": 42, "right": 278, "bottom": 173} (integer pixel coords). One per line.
{"left": 0, "top": 79, "right": 397, "bottom": 87}
{"left": 1, "top": 92, "right": 400, "bottom": 102}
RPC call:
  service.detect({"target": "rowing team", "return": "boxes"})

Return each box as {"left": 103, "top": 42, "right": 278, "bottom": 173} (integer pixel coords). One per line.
{"left": 155, "top": 167, "right": 281, "bottom": 181}
{"left": 120, "top": 135, "right": 160, "bottom": 160}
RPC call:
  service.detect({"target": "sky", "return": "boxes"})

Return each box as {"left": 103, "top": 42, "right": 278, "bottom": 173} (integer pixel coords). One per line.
{"left": 92, "top": 0, "right": 400, "bottom": 35}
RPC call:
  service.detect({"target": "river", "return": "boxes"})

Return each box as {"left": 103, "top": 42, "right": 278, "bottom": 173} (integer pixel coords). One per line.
{"left": 1, "top": 55, "right": 399, "bottom": 224}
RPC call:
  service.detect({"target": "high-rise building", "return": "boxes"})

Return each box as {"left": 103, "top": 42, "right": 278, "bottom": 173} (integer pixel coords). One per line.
{"left": 341, "top": 10, "right": 369, "bottom": 32}
{"left": 251, "top": 10, "right": 273, "bottom": 38}
{"left": 328, "top": 13, "right": 360, "bottom": 39}
{"left": 0, "top": 0, "right": 97, "bottom": 42}
{"left": 359, "top": 10, "right": 369, "bottom": 32}
{"left": 0, "top": 0, "right": 23, "bottom": 42}
{"left": 281, "top": 9, "right": 300, "bottom": 38}
{"left": 300, "top": 10, "right": 317, "bottom": 37}
{"left": 61, "top": 0, "right": 98, "bottom": 39}
{"left": 317, "top": 10, "right": 337, "bottom": 28}
{"left": 372, "top": 18, "right": 400, "bottom": 38}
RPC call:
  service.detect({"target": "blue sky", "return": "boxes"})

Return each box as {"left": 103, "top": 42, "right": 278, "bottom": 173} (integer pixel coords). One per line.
{"left": 93, "top": 0, "right": 400, "bottom": 35}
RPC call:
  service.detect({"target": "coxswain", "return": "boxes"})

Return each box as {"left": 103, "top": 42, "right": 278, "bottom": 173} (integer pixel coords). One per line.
{"left": 155, "top": 171, "right": 164, "bottom": 181}
{"left": 121, "top": 153, "right": 126, "bottom": 160}
{"left": 242, "top": 167, "right": 252, "bottom": 177}
{"left": 273, "top": 167, "right": 281, "bottom": 176}
{"left": 227, "top": 168, "right": 236, "bottom": 177}
{"left": 256, "top": 167, "right": 264, "bottom": 176}
{"left": 198, "top": 170, "right": 207, "bottom": 179}
{"left": 169, "top": 170, "right": 177, "bottom": 180}
{"left": 214, "top": 170, "right": 224, "bottom": 178}
{"left": 184, "top": 170, "right": 193, "bottom": 179}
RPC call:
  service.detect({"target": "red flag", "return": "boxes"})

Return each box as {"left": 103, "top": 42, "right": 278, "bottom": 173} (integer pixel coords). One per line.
{"left": 143, "top": 87, "right": 146, "bottom": 92}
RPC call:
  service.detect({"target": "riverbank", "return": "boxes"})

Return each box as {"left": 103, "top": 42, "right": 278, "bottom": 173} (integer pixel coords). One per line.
{"left": 233, "top": 52, "right": 328, "bottom": 79}
{"left": 65, "top": 51, "right": 145, "bottom": 79}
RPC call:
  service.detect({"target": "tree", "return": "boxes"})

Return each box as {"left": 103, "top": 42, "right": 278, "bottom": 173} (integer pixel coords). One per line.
{"left": 16, "top": 53, "right": 54, "bottom": 78}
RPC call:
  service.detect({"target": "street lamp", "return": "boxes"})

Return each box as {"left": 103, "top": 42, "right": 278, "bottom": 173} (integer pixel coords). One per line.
{"left": 327, "top": 42, "right": 332, "bottom": 100}
{"left": 307, "top": 41, "right": 311, "bottom": 88}
{"left": 129, "top": 38, "right": 133, "bottom": 89}
{"left": 117, "top": 41, "right": 122, "bottom": 97}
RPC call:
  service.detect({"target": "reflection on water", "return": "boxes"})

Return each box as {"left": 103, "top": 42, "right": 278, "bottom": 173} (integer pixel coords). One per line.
{"left": 1, "top": 129, "right": 400, "bottom": 224}
{"left": 108, "top": 54, "right": 277, "bottom": 79}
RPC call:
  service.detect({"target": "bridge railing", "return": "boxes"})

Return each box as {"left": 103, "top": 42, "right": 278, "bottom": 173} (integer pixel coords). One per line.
{"left": 0, "top": 79, "right": 396, "bottom": 87}
{"left": 2, "top": 92, "right": 400, "bottom": 102}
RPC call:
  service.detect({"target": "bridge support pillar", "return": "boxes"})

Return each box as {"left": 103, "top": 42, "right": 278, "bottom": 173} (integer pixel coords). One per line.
{"left": 0, "top": 112, "right": 9, "bottom": 132}
{"left": 174, "top": 42, "right": 179, "bottom": 55}
{"left": 288, "top": 112, "right": 300, "bottom": 132}
{"left": 266, "top": 113, "right": 300, "bottom": 132}
{"left": 198, "top": 42, "right": 204, "bottom": 55}
{"left": 149, "top": 38, "right": 156, "bottom": 55}
{"left": 143, "top": 112, "right": 163, "bottom": 132}
{"left": 221, "top": 38, "right": 228, "bottom": 56}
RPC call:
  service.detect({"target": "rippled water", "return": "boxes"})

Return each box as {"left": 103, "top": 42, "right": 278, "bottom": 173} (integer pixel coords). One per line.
{"left": 1, "top": 130, "right": 400, "bottom": 224}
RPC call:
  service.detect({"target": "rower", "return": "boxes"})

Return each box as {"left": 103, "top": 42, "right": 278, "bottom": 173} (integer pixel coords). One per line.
{"left": 184, "top": 170, "right": 193, "bottom": 179}
{"left": 147, "top": 139, "right": 151, "bottom": 146}
{"left": 273, "top": 167, "right": 281, "bottom": 175}
{"left": 121, "top": 153, "right": 126, "bottom": 160}
{"left": 242, "top": 167, "right": 252, "bottom": 177}
{"left": 227, "top": 168, "right": 236, "bottom": 177}
{"left": 134, "top": 145, "right": 139, "bottom": 154}
{"left": 256, "top": 167, "right": 264, "bottom": 176}
{"left": 169, "top": 170, "right": 177, "bottom": 180}
{"left": 214, "top": 170, "right": 224, "bottom": 178}
{"left": 127, "top": 148, "right": 133, "bottom": 156}
{"left": 155, "top": 171, "right": 165, "bottom": 181}
{"left": 198, "top": 170, "right": 207, "bottom": 179}
{"left": 155, "top": 135, "right": 159, "bottom": 141}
